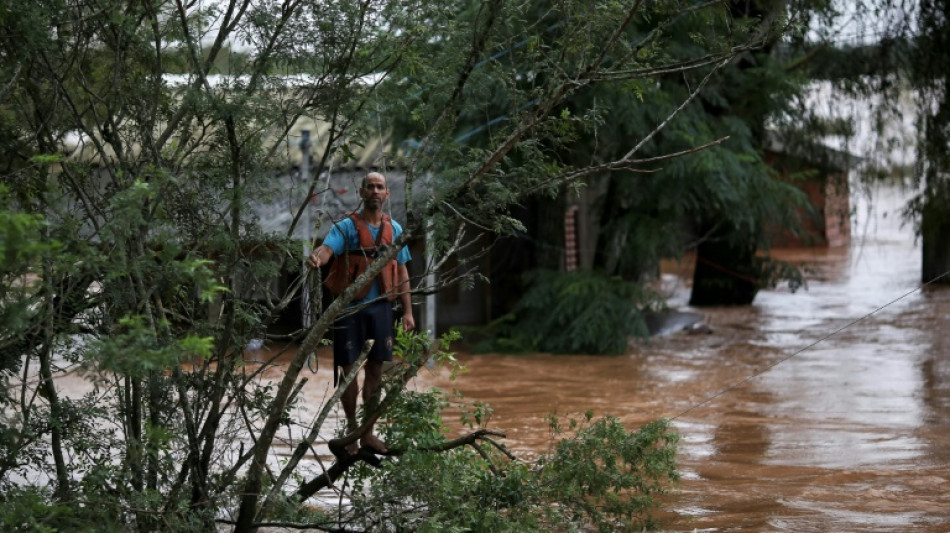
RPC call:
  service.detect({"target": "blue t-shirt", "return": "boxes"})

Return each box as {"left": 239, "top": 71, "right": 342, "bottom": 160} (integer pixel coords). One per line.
{"left": 323, "top": 215, "right": 411, "bottom": 305}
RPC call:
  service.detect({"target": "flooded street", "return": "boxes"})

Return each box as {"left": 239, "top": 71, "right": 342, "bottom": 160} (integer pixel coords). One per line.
{"left": 41, "top": 181, "right": 948, "bottom": 532}
{"left": 411, "top": 181, "right": 950, "bottom": 532}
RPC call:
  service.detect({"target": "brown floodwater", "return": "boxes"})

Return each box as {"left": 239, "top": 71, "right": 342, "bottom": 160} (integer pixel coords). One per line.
{"left": 272, "top": 182, "right": 949, "bottom": 531}
{"left": 46, "top": 183, "right": 949, "bottom": 532}
{"left": 405, "top": 182, "right": 950, "bottom": 532}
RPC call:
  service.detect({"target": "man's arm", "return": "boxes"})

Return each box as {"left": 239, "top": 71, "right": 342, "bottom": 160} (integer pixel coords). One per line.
{"left": 307, "top": 244, "right": 334, "bottom": 269}
{"left": 397, "top": 263, "right": 415, "bottom": 331}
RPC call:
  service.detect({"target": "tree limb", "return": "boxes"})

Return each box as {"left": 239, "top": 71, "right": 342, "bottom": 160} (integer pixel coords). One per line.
{"left": 295, "top": 428, "right": 510, "bottom": 502}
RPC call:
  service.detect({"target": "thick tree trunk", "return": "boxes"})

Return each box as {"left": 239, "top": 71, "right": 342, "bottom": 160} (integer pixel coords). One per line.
{"left": 689, "top": 225, "right": 760, "bottom": 306}
{"left": 922, "top": 199, "right": 950, "bottom": 285}
{"left": 38, "top": 344, "right": 71, "bottom": 500}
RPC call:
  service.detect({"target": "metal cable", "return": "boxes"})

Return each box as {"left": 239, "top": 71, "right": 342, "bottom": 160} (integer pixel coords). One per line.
{"left": 671, "top": 268, "right": 950, "bottom": 421}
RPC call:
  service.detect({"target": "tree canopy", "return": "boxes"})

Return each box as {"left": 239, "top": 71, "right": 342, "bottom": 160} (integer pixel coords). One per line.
{"left": 803, "top": 0, "right": 950, "bottom": 283}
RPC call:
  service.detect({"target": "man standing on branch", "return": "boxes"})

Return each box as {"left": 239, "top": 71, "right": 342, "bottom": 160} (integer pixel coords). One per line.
{"left": 308, "top": 172, "right": 415, "bottom": 455}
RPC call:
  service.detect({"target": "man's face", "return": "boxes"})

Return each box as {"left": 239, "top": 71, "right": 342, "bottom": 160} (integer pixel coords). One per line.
{"left": 360, "top": 173, "right": 389, "bottom": 210}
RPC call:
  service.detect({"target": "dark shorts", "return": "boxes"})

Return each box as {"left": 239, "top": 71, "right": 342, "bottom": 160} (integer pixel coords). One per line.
{"left": 332, "top": 300, "right": 394, "bottom": 368}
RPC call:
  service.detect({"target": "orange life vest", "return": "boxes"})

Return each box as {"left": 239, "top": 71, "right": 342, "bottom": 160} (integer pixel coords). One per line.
{"left": 324, "top": 213, "right": 398, "bottom": 301}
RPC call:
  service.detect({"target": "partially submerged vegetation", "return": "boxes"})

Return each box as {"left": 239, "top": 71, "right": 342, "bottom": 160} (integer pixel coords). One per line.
{"left": 474, "top": 269, "right": 663, "bottom": 355}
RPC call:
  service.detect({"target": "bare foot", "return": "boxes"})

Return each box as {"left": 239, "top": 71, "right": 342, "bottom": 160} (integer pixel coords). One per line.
{"left": 344, "top": 422, "right": 360, "bottom": 455}
{"left": 360, "top": 433, "right": 388, "bottom": 454}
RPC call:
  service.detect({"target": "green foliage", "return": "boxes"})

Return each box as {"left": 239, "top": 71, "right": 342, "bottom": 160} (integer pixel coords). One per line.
{"left": 0, "top": 484, "right": 212, "bottom": 533}
{"left": 0, "top": 189, "right": 53, "bottom": 374}
{"left": 480, "top": 269, "right": 662, "bottom": 355}
{"left": 758, "top": 256, "right": 807, "bottom": 292}
{"left": 0, "top": 0, "right": 810, "bottom": 530}
{"left": 0, "top": 488, "right": 86, "bottom": 533}
{"left": 394, "top": 324, "right": 462, "bottom": 367}
{"left": 807, "top": 1, "right": 950, "bottom": 279}
{"left": 88, "top": 315, "right": 217, "bottom": 376}
{"left": 352, "top": 393, "right": 678, "bottom": 531}
{"left": 538, "top": 414, "right": 680, "bottom": 531}
{"left": 551, "top": 3, "right": 814, "bottom": 282}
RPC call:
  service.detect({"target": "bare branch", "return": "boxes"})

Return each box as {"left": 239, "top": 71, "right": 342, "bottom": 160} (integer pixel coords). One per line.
{"left": 623, "top": 58, "right": 731, "bottom": 160}
{"left": 295, "top": 428, "right": 510, "bottom": 501}
{"left": 406, "top": 0, "right": 506, "bottom": 178}
{"left": 260, "top": 342, "right": 371, "bottom": 516}
{"left": 592, "top": 46, "right": 756, "bottom": 82}
{"left": 626, "top": 136, "right": 731, "bottom": 165}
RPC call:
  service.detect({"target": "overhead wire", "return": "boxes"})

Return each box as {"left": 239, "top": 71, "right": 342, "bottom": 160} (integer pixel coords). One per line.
{"left": 670, "top": 268, "right": 950, "bottom": 421}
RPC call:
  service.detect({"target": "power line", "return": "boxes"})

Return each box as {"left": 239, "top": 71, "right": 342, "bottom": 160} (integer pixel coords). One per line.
{"left": 671, "top": 268, "right": 950, "bottom": 421}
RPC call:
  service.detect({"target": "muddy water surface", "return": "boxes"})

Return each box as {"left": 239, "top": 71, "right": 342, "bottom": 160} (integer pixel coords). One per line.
{"left": 413, "top": 184, "right": 950, "bottom": 532}
{"left": 48, "top": 183, "right": 948, "bottom": 531}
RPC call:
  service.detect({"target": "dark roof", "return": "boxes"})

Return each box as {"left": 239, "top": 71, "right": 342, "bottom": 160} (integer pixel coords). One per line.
{"left": 764, "top": 130, "right": 861, "bottom": 172}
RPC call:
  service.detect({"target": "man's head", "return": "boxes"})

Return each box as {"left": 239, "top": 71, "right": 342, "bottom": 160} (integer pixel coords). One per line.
{"left": 360, "top": 172, "right": 389, "bottom": 212}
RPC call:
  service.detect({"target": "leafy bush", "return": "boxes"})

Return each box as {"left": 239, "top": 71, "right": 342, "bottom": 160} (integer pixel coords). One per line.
{"left": 538, "top": 414, "right": 680, "bottom": 531}
{"left": 478, "top": 269, "right": 664, "bottom": 355}
{"left": 348, "top": 390, "right": 679, "bottom": 532}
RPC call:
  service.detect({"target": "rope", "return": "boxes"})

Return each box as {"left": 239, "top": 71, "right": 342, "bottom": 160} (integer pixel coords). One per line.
{"left": 305, "top": 214, "right": 323, "bottom": 374}
{"left": 670, "top": 268, "right": 950, "bottom": 421}
{"left": 304, "top": 134, "right": 331, "bottom": 374}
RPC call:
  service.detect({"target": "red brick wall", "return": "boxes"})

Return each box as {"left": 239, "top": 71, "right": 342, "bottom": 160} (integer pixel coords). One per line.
{"left": 823, "top": 171, "right": 851, "bottom": 247}
{"left": 765, "top": 151, "right": 851, "bottom": 248}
